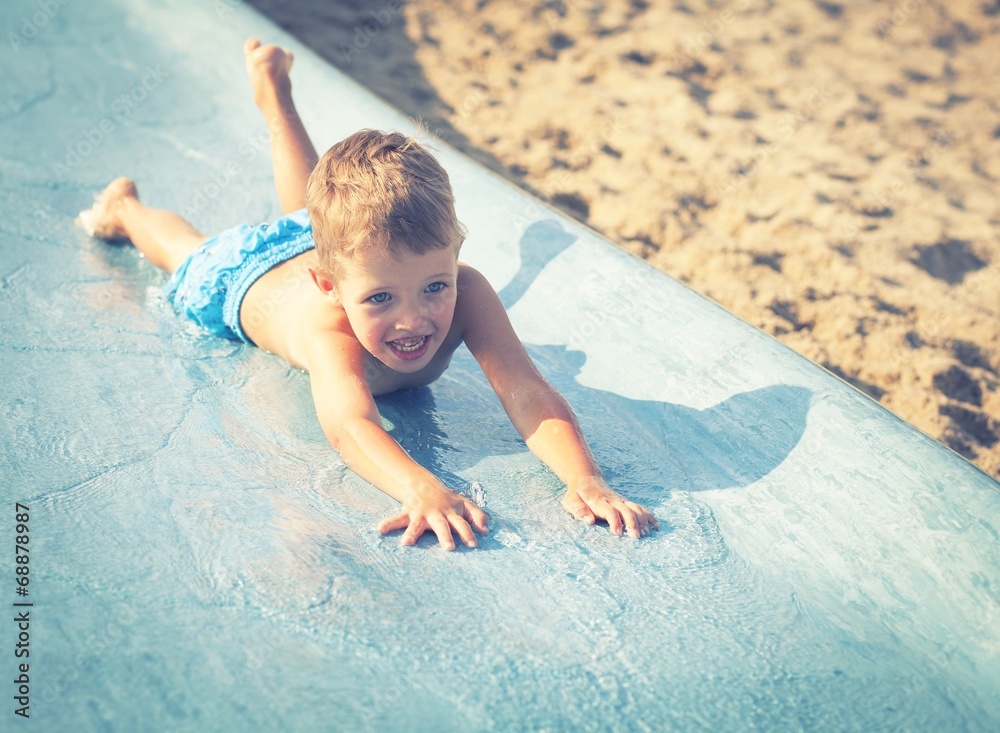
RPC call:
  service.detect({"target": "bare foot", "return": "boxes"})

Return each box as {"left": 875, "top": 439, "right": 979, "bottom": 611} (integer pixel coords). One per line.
{"left": 75, "top": 177, "right": 137, "bottom": 242}
{"left": 244, "top": 37, "right": 294, "bottom": 115}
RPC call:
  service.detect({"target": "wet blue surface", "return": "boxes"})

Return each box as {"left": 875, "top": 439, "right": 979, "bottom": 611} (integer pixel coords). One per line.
{"left": 1, "top": 0, "right": 999, "bottom": 731}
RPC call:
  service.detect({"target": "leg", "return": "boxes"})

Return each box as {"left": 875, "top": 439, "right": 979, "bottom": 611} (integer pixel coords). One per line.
{"left": 244, "top": 38, "right": 319, "bottom": 213}
{"left": 76, "top": 178, "right": 205, "bottom": 273}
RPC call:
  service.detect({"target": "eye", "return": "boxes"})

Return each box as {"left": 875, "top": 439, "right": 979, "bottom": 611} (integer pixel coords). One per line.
{"left": 426, "top": 282, "right": 446, "bottom": 293}
{"left": 367, "top": 292, "right": 391, "bottom": 304}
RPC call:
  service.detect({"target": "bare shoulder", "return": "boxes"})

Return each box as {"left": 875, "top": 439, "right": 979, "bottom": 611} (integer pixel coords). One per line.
{"left": 295, "top": 309, "right": 382, "bottom": 433}
{"left": 295, "top": 303, "right": 360, "bottom": 372}
{"left": 453, "top": 263, "right": 503, "bottom": 332}
{"left": 456, "top": 262, "right": 493, "bottom": 296}
{"left": 453, "top": 262, "right": 524, "bottom": 355}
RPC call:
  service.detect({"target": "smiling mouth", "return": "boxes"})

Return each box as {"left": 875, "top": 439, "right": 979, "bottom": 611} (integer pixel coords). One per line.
{"left": 387, "top": 335, "right": 430, "bottom": 361}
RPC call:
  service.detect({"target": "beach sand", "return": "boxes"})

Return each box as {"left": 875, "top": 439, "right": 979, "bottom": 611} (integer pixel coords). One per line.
{"left": 246, "top": 0, "right": 1000, "bottom": 478}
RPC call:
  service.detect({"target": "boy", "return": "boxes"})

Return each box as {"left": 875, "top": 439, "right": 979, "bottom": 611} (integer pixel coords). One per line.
{"left": 77, "top": 39, "right": 658, "bottom": 550}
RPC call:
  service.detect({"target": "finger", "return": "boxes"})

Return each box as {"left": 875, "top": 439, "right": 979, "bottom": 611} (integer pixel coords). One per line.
{"left": 466, "top": 504, "right": 490, "bottom": 534}
{"left": 647, "top": 511, "right": 660, "bottom": 531}
{"left": 244, "top": 37, "right": 261, "bottom": 57}
{"left": 639, "top": 506, "right": 659, "bottom": 533}
{"left": 400, "top": 517, "right": 427, "bottom": 547}
{"left": 617, "top": 504, "right": 641, "bottom": 539}
{"left": 377, "top": 512, "right": 409, "bottom": 535}
{"left": 594, "top": 501, "right": 624, "bottom": 536}
{"left": 629, "top": 503, "right": 659, "bottom": 534}
{"left": 427, "top": 514, "right": 456, "bottom": 551}
{"left": 449, "top": 514, "right": 478, "bottom": 548}
{"left": 562, "top": 493, "right": 596, "bottom": 524}
{"left": 624, "top": 501, "right": 657, "bottom": 538}
{"left": 626, "top": 503, "right": 650, "bottom": 536}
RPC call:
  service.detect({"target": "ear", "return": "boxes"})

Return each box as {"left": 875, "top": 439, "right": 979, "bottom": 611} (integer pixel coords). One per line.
{"left": 309, "top": 267, "right": 340, "bottom": 303}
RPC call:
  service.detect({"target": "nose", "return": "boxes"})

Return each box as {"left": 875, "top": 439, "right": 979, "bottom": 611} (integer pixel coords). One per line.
{"left": 394, "top": 301, "right": 430, "bottom": 333}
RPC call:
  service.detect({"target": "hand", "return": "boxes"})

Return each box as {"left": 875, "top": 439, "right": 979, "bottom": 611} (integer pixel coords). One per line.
{"left": 562, "top": 477, "right": 659, "bottom": 539}
{"left": 377, "top": 484, "right": 489, "bottom": 550}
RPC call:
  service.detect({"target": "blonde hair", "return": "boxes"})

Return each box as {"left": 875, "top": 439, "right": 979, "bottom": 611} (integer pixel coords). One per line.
{"left": 305, "top": 130, "right": 465, "bottom": 276}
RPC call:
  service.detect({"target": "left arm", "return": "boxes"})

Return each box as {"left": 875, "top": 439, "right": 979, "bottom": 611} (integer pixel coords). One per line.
{"left": 460, "top": 268, "right": 658, "bottom": 538}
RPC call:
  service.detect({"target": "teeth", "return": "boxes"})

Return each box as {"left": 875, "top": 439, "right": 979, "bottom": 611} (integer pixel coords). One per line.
{"left": 392, "top": 336, "right": 426, "bottom": 352}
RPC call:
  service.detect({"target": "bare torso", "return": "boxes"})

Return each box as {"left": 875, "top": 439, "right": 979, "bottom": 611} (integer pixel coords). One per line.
{"left": 240, "top": 251, "right": 469, "bottom": 395}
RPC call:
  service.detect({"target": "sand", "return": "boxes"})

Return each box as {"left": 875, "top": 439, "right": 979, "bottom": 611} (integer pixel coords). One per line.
{"left": 245, "top": 0, "right": 1000, "bottom": 478}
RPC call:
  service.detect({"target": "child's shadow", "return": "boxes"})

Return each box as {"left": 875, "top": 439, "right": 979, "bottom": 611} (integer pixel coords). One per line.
{"left": 377, "top": 220, "right": 811, "bottom": 499}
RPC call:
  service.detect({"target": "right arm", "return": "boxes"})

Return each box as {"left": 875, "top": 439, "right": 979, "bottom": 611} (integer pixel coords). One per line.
{"left": 303, "top": 331, "right": 488, "bottom": 550}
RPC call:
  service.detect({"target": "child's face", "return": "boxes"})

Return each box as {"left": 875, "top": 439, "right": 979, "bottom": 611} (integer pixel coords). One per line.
{"left": 334, "top": 246, "right": 459, "bottom": 373}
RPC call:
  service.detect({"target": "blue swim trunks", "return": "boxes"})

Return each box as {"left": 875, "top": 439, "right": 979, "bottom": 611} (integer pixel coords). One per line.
{"left": 164, "top": 209, "right": 314, "bottom": 343}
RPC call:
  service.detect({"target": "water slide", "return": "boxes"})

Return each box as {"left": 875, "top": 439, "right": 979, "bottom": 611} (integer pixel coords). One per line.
{"left": 2, "top": 0, "right": 998, "bottom": 730}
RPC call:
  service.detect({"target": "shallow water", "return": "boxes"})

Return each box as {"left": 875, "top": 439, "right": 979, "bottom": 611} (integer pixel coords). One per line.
{"left": 2, "top": 0, "right": 999, "bottom": 730}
